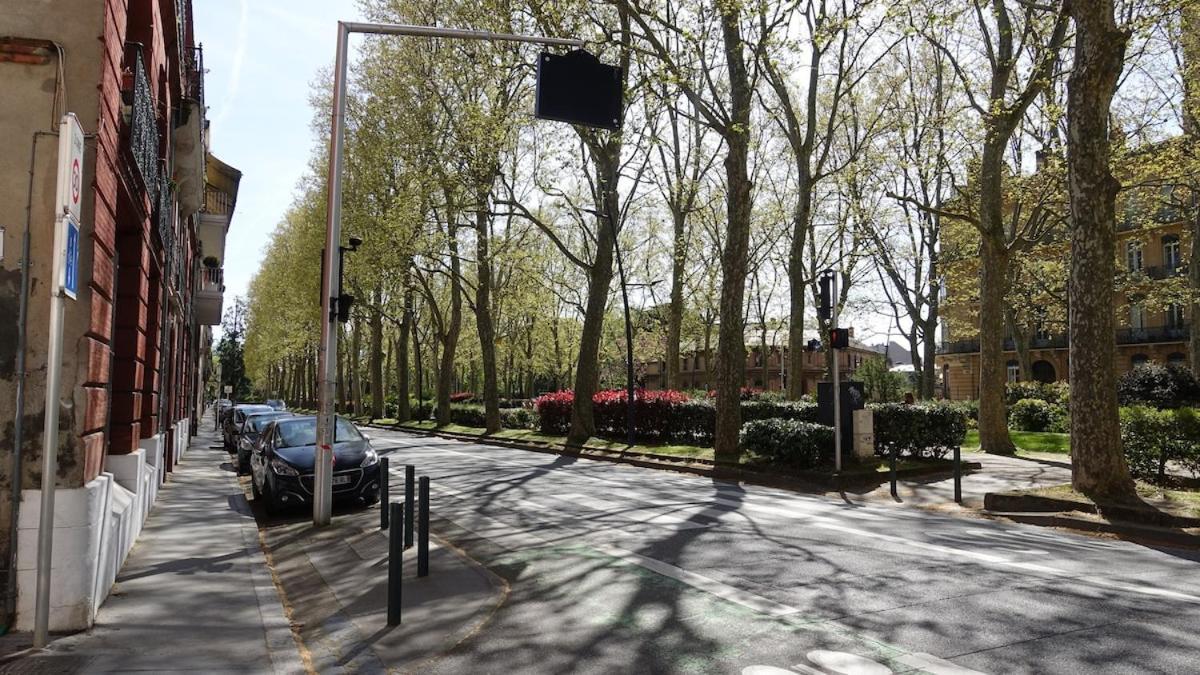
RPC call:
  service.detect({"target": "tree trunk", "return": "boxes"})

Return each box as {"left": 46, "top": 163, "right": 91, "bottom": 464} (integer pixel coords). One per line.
{"left": 1007, "top": 309, "right": 1033, "bottom": 382}
{"left": 1067, "top": 0, "right": 1136, "bottom": 499}
{"left": 412, "top": 317, "right": 425, "bottom": 416}
{"left": 787, "top": 180, "right": 813, "bottom": 400}
{"left": 920, "top": 318, "right": 938, "bottom": 399}
{"left": 1183, "top": 6, "right": 1200, "bottom": 374}
{"left": 665, "top": 210, "right": 687, "bottom": 390}
{"left": 567, "top": 145, "right": 618, "bottom": 446}
{"left": 436, "top": 223, "right": 463, "bottom": 427}
{"left": 352, "top": 319, "right": 363, "bottom": 417}
{"left": 713, "top": 5, "right": 753, "bottom": 464}
{"left": 475, "top": 189, "right": 502, "bottom": 433}
{"left": 397, "top": 285, "right": 412, "bottom": 422}
{"left": 977, "top": 232, "right": 1015, "bottom": 454}
{"left": 369, "top": 286, "right": 384, "bottom": 419}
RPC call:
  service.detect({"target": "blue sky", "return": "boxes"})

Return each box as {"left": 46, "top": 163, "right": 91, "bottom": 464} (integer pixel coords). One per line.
{"left": 194, "top": 0, "right": 364, "bottom": 307}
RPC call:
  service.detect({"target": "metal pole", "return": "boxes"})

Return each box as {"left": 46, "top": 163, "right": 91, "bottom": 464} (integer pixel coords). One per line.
{"left": 890, "top": 447, "right": 899, "bottom": 500}
{"left": 314, "top": 21, "right": 351, "bottom": 527}
{"left": 404, "top": 465, "right": 415, "bottom": 549}
{"left": 387, "top": 502, "right": 403, "bottom": 625}
{"left": 832, "top": 273, "right": 842, "bottom": 473}
{"left": 314, "top": 21, "right": 584, "bottom": 526}
{"left": 953, "top": 445, "right": 962, "bottom": 504}
{"left": 418, "top": 476, "right": 430, "bottom": 577}
{"left": 379, "top": 457, "right": 389, "bottom": 530}
{"left": 614, "top": 238, "right": 636, "bottom": 446}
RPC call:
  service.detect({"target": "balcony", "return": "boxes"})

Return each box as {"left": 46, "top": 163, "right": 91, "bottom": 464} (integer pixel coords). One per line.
{"left": 1132, "top": 264, "right": 1185, "bottom": 281}
{"left": 122, "top": 44, "right": 160, "bottom": 203}
{"left": 1116, "top": 324, "right": 1189, "bottom": 345}
{"left": 196, "top": 266, "right": 225, "bottom": 325}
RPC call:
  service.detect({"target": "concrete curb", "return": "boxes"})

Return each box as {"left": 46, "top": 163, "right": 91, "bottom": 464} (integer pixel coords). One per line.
{"left": 982, "top": 510, "right": 1200, "bottom": 548}
{"left": 984, "top": 492, "right": 1200, "bottom": 529}
{"left": 369, "top": 423, "right": 979, "bottom": 493}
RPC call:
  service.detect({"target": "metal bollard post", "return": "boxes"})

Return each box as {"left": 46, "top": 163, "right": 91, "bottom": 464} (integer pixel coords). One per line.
{"left": 953, "top": 445, "right": 962, "bottom": 505}
{"left": 418, "top": 476, "right": 430, "bottom": 577}
{"left": 405, "top": 465, "right": 415, "bottom": 549}
{"left": 387, "top": 502, "right": 403, "bottom": 625}
{"left": 380, "top": 457, "right": 390, "bottom": 530}
{"left": 889, "top": 447, "right": 899, "bottom": 500}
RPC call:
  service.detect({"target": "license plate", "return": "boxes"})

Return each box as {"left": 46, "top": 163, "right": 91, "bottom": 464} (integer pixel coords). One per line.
{"left": 332, "top": 474, "right": 351, "bottom": 486}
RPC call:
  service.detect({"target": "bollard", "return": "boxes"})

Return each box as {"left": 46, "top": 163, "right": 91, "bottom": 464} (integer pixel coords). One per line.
{"left": 405, "top": 465, "right": 415, "bottom": 549}
{"left": 889, "top": 447, "right": 899, "bottom": 500}
{"left": 953, "top": 445, "right": 962, "bottom": 505}
{"left": 418, "top": 476, "right": 430, "bottom": 577}
{"left": 380, "top": 457, "right": 390, "bottom": 530}
{"left": 387, "top": 502, "right": 403, "bottom": 625}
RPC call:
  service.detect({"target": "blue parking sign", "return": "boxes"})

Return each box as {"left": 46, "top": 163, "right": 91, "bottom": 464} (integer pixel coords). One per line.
{"left": 64, "top": 217, "right": 79, "bottom": 300}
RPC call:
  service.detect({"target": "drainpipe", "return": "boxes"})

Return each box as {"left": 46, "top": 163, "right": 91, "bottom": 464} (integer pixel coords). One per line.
{"left": 5, "top": 130, "right": 58, "bottom": 633}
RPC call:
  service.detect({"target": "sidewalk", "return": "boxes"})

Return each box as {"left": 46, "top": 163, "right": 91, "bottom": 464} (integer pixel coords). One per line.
{"left": 849, "top": 451, "right": 1074, "bottom": 509}
{"left": 0, "top": 420, "right": 305, "bottom": 673}
{"left": 256, "top": 464, "right": 504, "bottom": 673}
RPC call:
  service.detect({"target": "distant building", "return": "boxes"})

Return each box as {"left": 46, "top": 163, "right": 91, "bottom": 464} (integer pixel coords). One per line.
{"left": 935, "top": 149, "right": 1191, "bottom": 400}
{"left": 0, "top": 0, "right": 238, "bottom": 631}
{"left": 639, "top": 338, "right": 881, "bottom": 395}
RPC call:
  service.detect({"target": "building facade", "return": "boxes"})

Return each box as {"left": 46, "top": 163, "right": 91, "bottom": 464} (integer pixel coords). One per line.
{"left": 937, "top": 195, "right": 1190, "bottom": 400}
{"left": 0, "top": 0, "right": 238, "bottom": 631}
{"left": 640, "top": 341, "right": 881, "bottom": 395}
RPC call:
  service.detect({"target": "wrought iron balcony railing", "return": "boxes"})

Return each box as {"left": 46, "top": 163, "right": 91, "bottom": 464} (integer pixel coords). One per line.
{"left": 123, "top": 44, "right": 160, "bottom": 203}
{"left": 1116, "top": 324, "right": 1189, "bottom": 345}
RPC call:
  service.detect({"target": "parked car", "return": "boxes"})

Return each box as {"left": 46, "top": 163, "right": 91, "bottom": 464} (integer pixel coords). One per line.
{"left": 223, "top": 404, "right": 274, "bottom": 451}
{"left": 214, "top": 399, "right": 233, "bottom": 429}
{"left": 236, "top": 411, "right": 294, "bottom": 475}
{"left": 264, "top": 399, "right": 287, "bottom": 411}
{"left": 250, "top": 416, "right": 381, "bottom": 514}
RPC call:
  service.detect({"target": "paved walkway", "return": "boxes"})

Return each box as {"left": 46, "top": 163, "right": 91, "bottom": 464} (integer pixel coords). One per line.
{"left": 851, "top": 451, "right": 1074, "bottom": 509}
{"left": 2, "top": 418, "right": 306, "bottom": 673}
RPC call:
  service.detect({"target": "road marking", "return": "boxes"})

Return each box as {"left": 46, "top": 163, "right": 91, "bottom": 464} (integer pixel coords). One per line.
{"left": 893, "top": 652, "right": 986, "bottom": 675}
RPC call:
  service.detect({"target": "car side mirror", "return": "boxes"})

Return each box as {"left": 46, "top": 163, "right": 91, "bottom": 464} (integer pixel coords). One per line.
{"left": 361, "top": 434, "right": 372, "bottom": 441}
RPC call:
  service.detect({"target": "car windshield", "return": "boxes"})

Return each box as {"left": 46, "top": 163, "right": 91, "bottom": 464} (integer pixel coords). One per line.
{"left": 276, "top": 418, "right": 362, "bottom": 448}
{"left": 247, "top": 414, "right": 288, "bottom": 433}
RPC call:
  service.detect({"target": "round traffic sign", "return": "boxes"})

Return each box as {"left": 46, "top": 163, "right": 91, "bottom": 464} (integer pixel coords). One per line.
{"left": 71, "top": 157, "right": 81, "bottom": 206}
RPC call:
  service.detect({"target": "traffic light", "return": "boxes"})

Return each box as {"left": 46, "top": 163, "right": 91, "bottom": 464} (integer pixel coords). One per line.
{"left": 829, "top": 327, "right": 849, "bottom": 350}
{"left": 817, "top": 271, "right": 833, "bottom": 320}
{"left": 336, "top": 293, "right": 355, "bottom": 323}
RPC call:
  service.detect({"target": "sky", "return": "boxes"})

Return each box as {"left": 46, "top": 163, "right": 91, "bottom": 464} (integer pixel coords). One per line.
{"left": 191, "top": 1, "right": 904, "bottom": 351}
{"left": 193, "top": 0, "right": 364, "bottom": 315}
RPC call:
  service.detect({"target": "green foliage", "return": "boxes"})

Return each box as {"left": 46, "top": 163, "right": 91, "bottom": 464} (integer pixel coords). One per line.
{"left": 1119, "top": 406, "right": 1200, "bottom": 482}
{"left": 1117, "top": 364, "right": 1200, "bottom": 409}
{"left": 1009, "top": 398, "right": 1065, "bottom": 433}
{"left": 739, "top": 419, "right": 833, "bottom": 468}
{"left": 857, "top": 357, "right": 906, "bottom": 402}
{"left": 1005, "top": 381, "right": 1070, "bottom": 408}
{"left": 870, "top": 403, "right": 967, "bottom": 460}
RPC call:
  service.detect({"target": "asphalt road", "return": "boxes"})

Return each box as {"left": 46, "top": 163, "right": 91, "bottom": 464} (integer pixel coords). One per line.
{"left": 368, "top": 429, "right": 1200, "bottom": 675}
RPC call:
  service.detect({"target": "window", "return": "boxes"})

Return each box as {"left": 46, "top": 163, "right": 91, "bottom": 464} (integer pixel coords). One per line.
{"left": 1167, "top": 303, "right": 1186, "bottom": 329}
{"left": 1131, "top": 354, "right": 1150, "bottom": 369}
{"left": 1163, "top": 235, "right": 1181, "bottom": 270}
{"left": 1007, "top": 360, "right": 1020, "bottom": 384}
{"left": 1126, "top": 241, "right": 1144, "bottom": 272}
{"left": 1130, "top": 303, "right": 1146, "bottom": 330}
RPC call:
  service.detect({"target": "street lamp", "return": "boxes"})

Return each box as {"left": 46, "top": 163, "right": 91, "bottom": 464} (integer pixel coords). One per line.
{"left": 314, "top": 22, "right": 588, "bottom": 526}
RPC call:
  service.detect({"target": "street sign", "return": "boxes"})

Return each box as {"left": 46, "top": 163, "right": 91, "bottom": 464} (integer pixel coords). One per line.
{"left": 535, "top": 50, "right": 623, "bottom": 131}
{"left": 57, "top": 113, "right": 84, "bottom": 222}
{"left": 224, "top": 385, "right": 233, "bottom": 394}
{"left": 63, "top": 217, "right": 79, "bottom": 300}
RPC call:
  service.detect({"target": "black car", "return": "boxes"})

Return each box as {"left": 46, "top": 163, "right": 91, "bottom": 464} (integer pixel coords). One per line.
{"left": 236, "top": 411, "right": 294, "bottom": 475}
{"left": 250, "top": 416, "right": 381, "bottom": 514}
{"left": 223, "top": 404, "right": 274, "bottom": 451}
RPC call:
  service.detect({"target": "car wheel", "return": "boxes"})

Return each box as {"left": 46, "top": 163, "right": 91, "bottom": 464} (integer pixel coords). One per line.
{"left": 263, "top": 482, "right": 279, "bottom": 515}
{"left": 251, "top": 473, "right": 262, "bottom": 499}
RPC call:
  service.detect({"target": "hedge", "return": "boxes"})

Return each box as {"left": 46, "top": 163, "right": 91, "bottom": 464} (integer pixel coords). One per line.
{"left": 1009, "top": 398, "right": 1064, "bottom": 433}
{"left": 533, "top": 390, "right": 817, "bottom": 445}
{"left": 870, "top": 403, "right": 967, "bottom": 460}
{"left": 739, "top": 419, "right": 832, "bottom": 468}
{"left": 1117, "top": 364, "right": 1200, "bottom": 409}
{"left": 1119, "top": 405, "right": 1200, "bottom": 482}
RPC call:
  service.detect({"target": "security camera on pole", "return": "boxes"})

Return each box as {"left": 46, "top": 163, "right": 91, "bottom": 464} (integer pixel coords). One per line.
{"left": 313, "top": 21, "right": 620, "bottom": 526}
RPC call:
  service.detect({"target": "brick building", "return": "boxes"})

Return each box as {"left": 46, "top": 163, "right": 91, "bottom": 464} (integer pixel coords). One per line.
{"left": 640, "top": 339, "right": 881, "bottom": 395}
{"left": 0, "top": 0, "right": 238, "bottom": 631}
{"left": 936, "top": 171, "right": 1191, "bottom": 400}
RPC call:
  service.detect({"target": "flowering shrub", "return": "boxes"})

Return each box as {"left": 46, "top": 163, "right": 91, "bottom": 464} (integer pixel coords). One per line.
{"left": 449, "top": 391, "right": 476, "bottom": 403}
{"left": 534, "top": 390, "right": 575, "bottom": 434}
